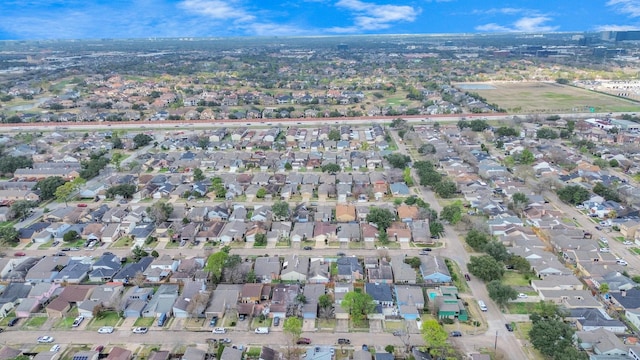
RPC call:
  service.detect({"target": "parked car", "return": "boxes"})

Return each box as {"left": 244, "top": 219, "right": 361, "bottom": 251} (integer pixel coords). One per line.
{"left": 505, "top": 323, "right": 514, "bottom": 332}
{"left": 361, "top": 345, "right": 369, "bottom": 351}
{"left": 623, "top": 241, "right": 634, "bottom": 245}
{"left": 14, "top": 252, "right": 26, "bottom": 257}
{"left": 517, "top": 293, "right": 528, "bottom": 299}
{"left": 464, "top": 273, "right": 471, "bottom": 281}
{"left": 209, "top": 316, "right": 218, "bottom": 327}
{"left": 50, "top": 345, "right": 61, "bottom": 352}
{"left": 72, "top": 316, "right": 84, "bottom": 327}
{"left": 132, "top": 327, "right": 148, "bottom": 334}
{"left": 303, "top": 246, "right": 313, "bottom": 250}
{"left": 7, "top": 318, "right": 19, "bottom": 327}
{"left": 450, "top": 331, "right": 462, "bottom": 337}
{"left": 273, "top": 317, "right": 280, "bottom": 326}
{"left": 337, "top": 338, "right": 350, "bottom": 345}
{"left": 212, "top": 327, "right": 226, "bottom": 334}
{"left": 61, "top": 248, "right": 71, "bottom": 251}
{"left": 297, "top": 338, "right": 311, "bottom": 345}
{"left": 98, "top": 326, "right": 114, "bottom": 334}
{"left": 37, "top": 336, "right": 54, "bottom": 343}
{"left": 392, "top": 330, "right": 403, "bottom": 336}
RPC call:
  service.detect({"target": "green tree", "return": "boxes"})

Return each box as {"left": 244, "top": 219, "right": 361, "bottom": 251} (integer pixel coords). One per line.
{"left": 495, "top": 126, "right": 519, "bottom": 137}
{"left": 421, "top": 319, "right": 448, "bottom": 356}
{"left": 556, "top": 185, "right": 590, "bottom": 205}
{"left": 512, "top": 192, "right": 529, "bottom": 206}
{"left": 328, "top": 129, "right": 341, "bottom": 141}
{"left": 148, "top": 201, "right": 173, "bottom": 225}
{"left": 205, "top": 251, "right": 229, "bottom": 283}
{"left": 256, "top": 187, "right": 267, "bottom": 199}
{"left": 255, "top": 233, "right": 266, "bottom": 246}
{"left": 0, "top": 155, "right": 33, "bottom": 176}
{"left": 35, "top": 176, "right": 67, "bottom": 201}
{"left": 133, "top": 133, "right": 153, "bottom": 148}
{"left": 487, "top": 280, "right": 518, "bottom": 308}
{"left": 404, "top": 256, "right": 422, "bottom": 269}
{"left": 599, "top": 283, "right": 610, "bottom": 294}
{"left": 536, "top": 128, "right": 559, "bottom": 139}
{"left": 465, "top": 229, "right": 491, "bottom": 252}
{"left": 10, "top": 200, "right": 36, "bottom": 220}
{"left": 284, "top": 162, "right": 292, "bottom": 171}
{"left": 63, "top": 230, "right": 79, "bottom": 243}
{"left": 529, "top": 317, "right": 584, "bottom": 359}
{"left": 440, "top": 203, "right": 462, "bottom": 225}
{"left": 341, "top": 291, "right": 376, "bottom": 324}
{"left": 429, "top": 221, "right": 444, "bottom": 238}
{"left": 245, "top": 269, "right": 257, "bottom": 283}
{"left": 106, "top": 184, "right": 137, "bottom": 199}
{"left": 385, "top": 153, "right": 411, "bottom": 169}
{"left": 55, "top": 177, "right": 85, "bottom": 205}
{"left": 484, "top": 241, "right": 510, "bottom": 262}
{"left": 468, "top": 255, "right": 504, "bottom": 282}
{"left": 0, "top": 226, "right": 19, "bottom": 245}
{"left": 366, "top": 208, "right": 396, "bottom": 231}
{"left": 193, "top": 168, "right": 205, "bottom": 182}
{"left": 272, "top": 201, "right": 290, "bottom": 220}
{"left": 518, "top": 149, "right": 535, "bottom": 165}
{"left": 283, "top": 316, "right": 303, "bottom": 339}
{"left": 506, "top": 255, "right": 531, "bottom": 273}
{"left": 321, "top": 163, "right": 341, "bottom": 173}
{"left": 384, "top": 345, "right": 395, "bottom": 354}
{"left": 433, "top": 180, "right": 457, "bottom": 198}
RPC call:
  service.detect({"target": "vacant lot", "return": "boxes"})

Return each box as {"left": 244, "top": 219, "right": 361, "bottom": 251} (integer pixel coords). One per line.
{"left": 457, "top": 82, "right": 640, "bottom": 113}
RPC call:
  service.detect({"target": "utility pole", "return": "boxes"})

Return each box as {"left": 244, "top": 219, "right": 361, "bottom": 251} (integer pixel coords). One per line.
{"left": 494, "top": 330, "right": 498, "bottom": 350}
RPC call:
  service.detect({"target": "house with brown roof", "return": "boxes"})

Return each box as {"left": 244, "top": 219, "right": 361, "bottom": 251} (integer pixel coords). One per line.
{"left": 240, "top": 283, "right": 264, "bottom": 304}
{"left": 397, "top": 205, "right": 419, "bottom": 222}
{"left": 106, "top": 347, "right": 132, "bottom": 360}
{"left": 335, "top": 204, "right": 356, "bottom": 222}
{"left": 46, "top": 285, "right": 94, "bottom": 317}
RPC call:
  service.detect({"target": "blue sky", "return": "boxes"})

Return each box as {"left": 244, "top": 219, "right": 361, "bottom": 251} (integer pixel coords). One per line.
{"left": 0, "top": 0, "right": 639, "bottom": 40}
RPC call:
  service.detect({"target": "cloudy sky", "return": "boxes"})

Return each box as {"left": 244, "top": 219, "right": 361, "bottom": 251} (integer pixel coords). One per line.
{"left": 0, "top": 0, "right": 638, "bottom": 40}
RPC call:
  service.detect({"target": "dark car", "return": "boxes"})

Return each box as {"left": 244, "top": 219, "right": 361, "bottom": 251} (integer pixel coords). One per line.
{"left": 209, "top": 316, "right": 218, "bottom": 327}
{"left": 273, "top": 316, "right": 280, "bottom": 326}
{"left": 296, "top": 337, "right": 311, "bottom": 345}
{"left": 338, "top": 338, "right": 350, "bottom": 345}
{"left": 14, "top": 252, "right": 26, "bottom": 257}
{"left": 505, "top": 323, "right": 514, "bottom": 332}
{"left": 7, "top": 318, "right": 19, "bottom": 327}
{"left": 95, "top": 345, "right": 104, "bottom": 353}
{"left": 450, "top": 331, "right": 462, "bottom": 337}
{"left": 303, "top": 246, "right": 313, "bottom": 250}
{"left": 464, "top": 273, "right": 471, "bottom": 281}
{"left": 420, "top": 248, "right": 432, "bottom": 252}
{"left": 61, "top": 248, "right": 71, "bottom": 251}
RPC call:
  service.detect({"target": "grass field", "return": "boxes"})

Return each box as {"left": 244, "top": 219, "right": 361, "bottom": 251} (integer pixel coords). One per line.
{"left": 457, "top": 82, "right": 640, "bottom": 113}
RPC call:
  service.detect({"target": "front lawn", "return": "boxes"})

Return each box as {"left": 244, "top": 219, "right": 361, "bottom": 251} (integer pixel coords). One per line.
{"left": 506, "top": 301, "right": 550, "bottom": 315}
{"left": 88, "top": 311, "right": 122, "bottom": 329}
{"left": 112, "top": 236, "right": 134, "bottom": 248}
{"left": 133, "top": 317, "right": 154, "bottom": 327}
{"left": 23, "top": 316, "right": 47, "bottom": 329}
{"left": 501, "top": 271, "right": 530, "bottom": 287}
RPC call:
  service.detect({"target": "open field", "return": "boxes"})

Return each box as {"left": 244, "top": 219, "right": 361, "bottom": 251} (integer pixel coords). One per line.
{"left": 458, "top": 82, "right": 640, "bottom": 113}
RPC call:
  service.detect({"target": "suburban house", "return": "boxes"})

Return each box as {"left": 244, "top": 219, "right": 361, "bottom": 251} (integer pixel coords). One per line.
{"left": 420, "top": 256, "right": 452, "bottom": 284}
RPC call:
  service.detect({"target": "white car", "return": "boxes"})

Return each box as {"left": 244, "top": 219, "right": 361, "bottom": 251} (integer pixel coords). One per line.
{"left": 600, "top": 237, "right": 609, "bottom": 244}
{"left": 98, "top": 326, "right": 114, "bottom": 334}
{"left": 50, "top": 345, "right": 61, "bottom": 352}
{"left": 37, "top": 336, "right": 54, "bottom": 343}
{"left": 72, "top": 316, "right": 84, "bottom": 327}
{"left": 212, "top": 327, "right": 226, "bottom": 334}
{"left": 623, "top": 241, "right": 634, "bottom": 245}
{"left": 617, "top": 259, "right": 628, "bottom": 266}
{"left": 132, "top": 327, "right": 148, "bottom": 334}
{"left": 600, "top": 247, "right": 610, "bottom": 253}
{"left": 517, "top": 293, "right": 528, "bottom": 299}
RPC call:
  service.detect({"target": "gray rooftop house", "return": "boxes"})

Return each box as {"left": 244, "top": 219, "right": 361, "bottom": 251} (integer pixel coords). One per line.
{"left": 142, "top": 284, "right": 179, "bottom": 318}
{"left": 113, "top": 257, "right": 153, "bottom": 283}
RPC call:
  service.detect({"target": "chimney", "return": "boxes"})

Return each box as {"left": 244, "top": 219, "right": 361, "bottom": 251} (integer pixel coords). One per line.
{"left": 622, "top": 289, "right": 627, "bottom": 297}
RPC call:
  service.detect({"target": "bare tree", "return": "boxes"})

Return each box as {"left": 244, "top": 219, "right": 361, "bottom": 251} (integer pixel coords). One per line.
{"left": 131, "top": 271, "right": 146, "bottom": 287}
{"left": 187, "top": 292, "right": 211, "bottom": 318}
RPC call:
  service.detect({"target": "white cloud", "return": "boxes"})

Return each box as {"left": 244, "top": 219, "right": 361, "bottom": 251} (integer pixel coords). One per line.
{"left": 607, "top": 0, "right": 640, "bottom": 17}
{"left": 595, "top": 24, "right": 640, "bottom": 31}
{"left": 472, "top": 8, "right": 531, "bottom": 15}
{"left": 334, "top": 0, "right": 420, "bottom": 31}
{"left": 178, "top": 0, "right": 255, "bottom": 23}
{"left": 475, "top": 16, "right": 559, "bottom": 33}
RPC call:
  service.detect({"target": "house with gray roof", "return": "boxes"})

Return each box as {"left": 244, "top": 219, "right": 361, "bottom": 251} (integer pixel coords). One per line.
{"left": 53, "top": 260, "right": 91, "bottom": 284}
{"left": 26, "top": 256, "right": 71, "bottom": 283}
{"left": 291, "top": 222, "right": 314, "bottom": 242}
{"left": 420, "top": 256, "right": 451, "bottom": 284}
{"left": 336, "top": 256, "right": 363, "bottom": 282}
{"left": 253, "top": 256, "right": 281, "bottom": 283}
{"left": 575, "top": 328, "right": 627, "bottom": 356}
{"left": 390, "top": 255, "right": 416, "bottom": 284}
{"left": 365, "top": 283, "right": 394, "bottom": 309}
{"left": 302, "top": 283, "right": 325, "bottom": 319}
{"left": 113, "top": 257, "right": 153, "bottom": 283}
{"left": 142, "top": 284, "right": 179, "bottom": 318}
{"left": 281, "top": 255, "right": 309, "bottom": 282}
{"left": 89, "top": 253, "right": 122, "bottom": 282}
{"left": 173, "top": 280, "right": 206, "bottom": 318}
